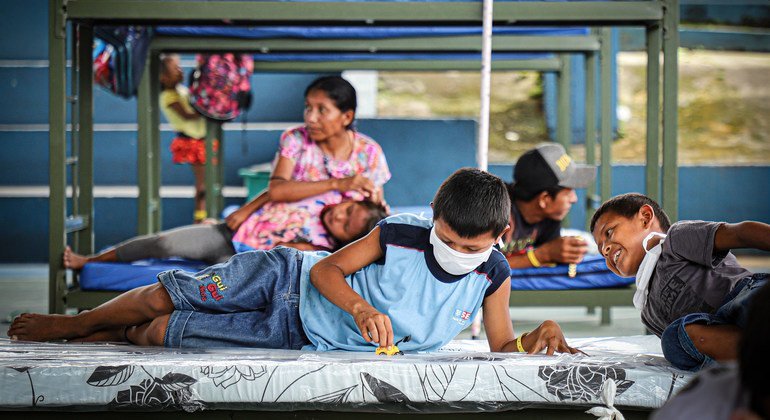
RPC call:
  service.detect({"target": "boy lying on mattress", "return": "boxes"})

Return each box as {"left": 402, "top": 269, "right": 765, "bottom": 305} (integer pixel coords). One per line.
{"left": 10, "top": 168, "right": 578, "bottom": 355}
{"left": 63, "top": 197, "right": 388, "bottom": 269}
{"left": 590, "top": 193, "right": 770, "bottom": 371}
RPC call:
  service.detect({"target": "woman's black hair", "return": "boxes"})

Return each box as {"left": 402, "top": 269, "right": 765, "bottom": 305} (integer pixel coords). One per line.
{"left": 589, "top": 192, "right": 672, "bottom": 233}
{"left": 304, "top": 76, "right": 357, "bottom": 129}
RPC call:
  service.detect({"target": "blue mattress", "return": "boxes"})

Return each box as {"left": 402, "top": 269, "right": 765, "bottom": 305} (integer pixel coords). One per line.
{"left": 156, "top": 26, "right": 589, "bottom": 40}
{"left": 250, "top": 52, "right": 553, "bottom": 61}
{"left": 509, "top": 254, "right": 632, "bottom": 290}
{"left": 155, "top": 26, "right": 587, "bottom": 62}
{"left": 79, "top": 254, "right": 630, "bottom": 292}
{"left": 79, "top": 259, "right": 207, "bottom": 291}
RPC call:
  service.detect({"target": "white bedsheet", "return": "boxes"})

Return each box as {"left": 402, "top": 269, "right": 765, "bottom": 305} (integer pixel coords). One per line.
{"left": 0, "top": 335, "right": 693, "bottom": 413}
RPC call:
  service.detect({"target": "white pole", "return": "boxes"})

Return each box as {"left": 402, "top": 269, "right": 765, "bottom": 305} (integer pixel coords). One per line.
{"left": 477, "top": 0, "right": 493, "bottom": 172}
{"left": 472, "top": 0, "right": 494, "bottom": 339}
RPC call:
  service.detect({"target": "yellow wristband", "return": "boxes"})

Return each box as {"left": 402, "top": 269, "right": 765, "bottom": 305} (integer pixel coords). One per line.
{"left": 526, "top": 249, "right": 542, "bottom": 267}
{"left": 516, "top": 332, "right": 528, "bottom": 353}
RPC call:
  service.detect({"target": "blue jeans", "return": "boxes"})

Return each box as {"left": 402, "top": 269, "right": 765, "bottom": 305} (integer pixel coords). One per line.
{"left": 159, "top": 246, "right": 310, "bottom": 349}
{"left": 661, "top": 273, "right": 767, "bottom": 371}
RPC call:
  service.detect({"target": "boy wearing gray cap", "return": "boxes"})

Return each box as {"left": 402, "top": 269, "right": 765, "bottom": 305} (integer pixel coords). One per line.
{"left": 500, "top": 143, "right": 596, "bottom": 269}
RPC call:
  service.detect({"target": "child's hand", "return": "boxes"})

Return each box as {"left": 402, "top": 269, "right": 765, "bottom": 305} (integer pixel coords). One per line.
{"left": 225, "top": 207, "right": 251, "bottom": 231}
{"left": 353, "top": 307, "right": 393, "bottom": 349}
{"left": 540, "top": 236, "right": 589, "bottom": 264}
{"left": 524, "top": 320, "right": 581, "bottom": 355}
{"left": 338, "top": 174, "right": 377, "bottom": 198}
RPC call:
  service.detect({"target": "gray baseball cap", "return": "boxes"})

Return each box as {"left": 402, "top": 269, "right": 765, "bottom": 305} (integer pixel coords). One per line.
{"left": 513, "top": 143, "right": 596, "bottom": 194}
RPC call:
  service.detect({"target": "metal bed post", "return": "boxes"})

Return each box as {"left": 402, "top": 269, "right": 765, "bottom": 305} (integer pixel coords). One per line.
{"left": 204, "top": 119, "right": 224, "bottom": 219}
{"left": 556, "top": 54, "right": 572, "bottom": 151}
{"left": 584, "top": 46, "right": 597, "bottom": 226}
{"left": 599, "top": 27, "right": 613, "bottom": 202}
{"left": 646, "top": 21, "right": 662, "bottom": 203}
{"left": 150, "top": 54, "right": 163, "bottom": 231}
{"left": 476, "top": 0, "right": 493, "bottom": 172}
{"left": 556, "top": 54, "right": 573, "bottom": 226}
{"left": 662, "top": 0, "right": 679, "bottom": 221}
{"left": 48, "top": 0, "right": 68, "bottom": 314}
{"left": 137, "top": 51, "right": 162, "bottom": 234}
{"left": 75, "top": 23, "right": 95, "bottom": 257}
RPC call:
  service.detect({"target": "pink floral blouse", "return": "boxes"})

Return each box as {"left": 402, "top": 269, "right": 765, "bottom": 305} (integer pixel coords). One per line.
{"left": 231, "top": 197, "right": 331, "bottom": 252}
{"left": 231, "top": 125, "right": 390, "bottom": 252}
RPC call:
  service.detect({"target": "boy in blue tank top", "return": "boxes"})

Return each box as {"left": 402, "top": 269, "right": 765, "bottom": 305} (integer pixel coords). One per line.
{"left": 10, "top": 168, "right": 577, "bottom": 355}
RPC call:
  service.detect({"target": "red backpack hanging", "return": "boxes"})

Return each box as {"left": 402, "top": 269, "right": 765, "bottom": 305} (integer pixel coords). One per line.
{"left": 189, "top": 53, "right": 254, "bottom": 121}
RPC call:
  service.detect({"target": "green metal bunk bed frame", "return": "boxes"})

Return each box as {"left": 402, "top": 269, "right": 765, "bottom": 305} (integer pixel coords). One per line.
{"left": 60, "top": 43, "right": 600, "bottom": 312}
{"left": 49, "top": 1, "right": 679, "bottom": 328}
{"left": 142, "top": 32, "right": 603, "bottom": 232}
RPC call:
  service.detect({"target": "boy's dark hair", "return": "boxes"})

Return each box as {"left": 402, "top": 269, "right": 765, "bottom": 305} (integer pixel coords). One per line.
{"left": 304, "top": 76, "right": 357, "bottom": 129}
{"left": 740, "top": 282, "right": 770, "bottom": 418}
{"left": 328, "top": 200, "right": 389, "bottom": 250}
{"left": 355, "top": 200, "right": 390, "bottom": 243}
{"left": 589, "top": 193, "right": 671, "bottom": 233}
{"left": 433, "top": 168, "right": 510, "bottom": 238}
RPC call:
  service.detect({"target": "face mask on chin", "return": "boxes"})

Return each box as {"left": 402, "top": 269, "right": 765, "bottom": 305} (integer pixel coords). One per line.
{"left": 429, "top": 226, "right": 494, "bottom": 276}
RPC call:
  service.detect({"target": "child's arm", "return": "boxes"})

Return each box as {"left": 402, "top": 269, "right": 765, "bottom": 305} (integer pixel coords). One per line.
{"left": 483, "top": 278, "right": 579, "bottom": 354}
{"left": 714, "top": 222, "right": 770, "bottom": 253}
{"left": 310, "top": 226, "right": 391, "bottom": 348}
{"left": 167, "top": 101, "right": 200, "bottom": 120}
{"left": 225, "top": 190, "right": 270, "bottom": 231}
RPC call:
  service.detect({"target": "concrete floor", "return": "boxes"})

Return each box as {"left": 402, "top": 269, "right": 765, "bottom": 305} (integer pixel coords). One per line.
{"left": 2, "top": 256, "right": 768, "bottom": 342}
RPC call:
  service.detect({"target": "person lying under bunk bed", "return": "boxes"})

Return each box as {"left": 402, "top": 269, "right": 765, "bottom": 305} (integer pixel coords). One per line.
{"left": 64, "top": 74, "right": 392, "bottom": 268}
{"left": 64, "top": 197, "right": 388, "bottom": 268}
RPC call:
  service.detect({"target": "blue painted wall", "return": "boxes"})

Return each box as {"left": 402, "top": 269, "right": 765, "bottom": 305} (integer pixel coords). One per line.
{"left": 2, "top": 2, "right": 768, "bottom": 263}
{"left": 4, "top": 161, "right": 768, "bottom": 262}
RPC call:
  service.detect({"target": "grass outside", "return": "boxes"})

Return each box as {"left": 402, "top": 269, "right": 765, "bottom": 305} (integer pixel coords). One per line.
{"left": 376, "top": 50, "right": 770, "bottom": 165}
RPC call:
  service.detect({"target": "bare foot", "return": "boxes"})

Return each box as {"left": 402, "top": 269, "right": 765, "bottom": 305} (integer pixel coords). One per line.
{"left": 7, "top": 313, "right": 85, "bottom": 342}
{"left": 63, "top": 246, "right": 89, "bottom": 270}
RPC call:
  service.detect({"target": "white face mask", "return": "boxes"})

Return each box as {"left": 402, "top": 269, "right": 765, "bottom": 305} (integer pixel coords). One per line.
{"left": 633, "top": 232, "right": 666, "bottom": 310}
{"left": 429, "top": 226, "right": 494, "bottom": 276}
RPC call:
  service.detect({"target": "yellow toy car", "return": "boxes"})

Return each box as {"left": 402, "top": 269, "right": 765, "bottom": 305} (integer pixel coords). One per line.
{"left": 375, "top": 335, "right": 411, "bottom": 356}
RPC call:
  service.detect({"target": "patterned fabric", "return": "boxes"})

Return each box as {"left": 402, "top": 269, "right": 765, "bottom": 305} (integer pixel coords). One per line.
{"left": 231, "top": 197, "right": 333, "bottom": 252}
{"left": 170, "top": 136, "right": 218, "bottom": 165}
{"left": 275, "top": 125, "right": 391, "bottom": 206}
{"left": 233, "top": 126, "right": 389, "bottom": 252}
{"left": 0, "top": 336, "right": 694, "bottom": 412}
{"left": 189, "top": 53, "right": 254, "bottom": 121}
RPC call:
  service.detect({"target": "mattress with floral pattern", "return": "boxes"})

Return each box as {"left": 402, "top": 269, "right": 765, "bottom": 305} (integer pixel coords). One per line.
{"left": 0, "top": 335, "right": 692, "bottom": 414}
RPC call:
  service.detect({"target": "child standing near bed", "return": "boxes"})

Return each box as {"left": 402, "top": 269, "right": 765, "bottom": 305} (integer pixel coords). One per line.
{"left": 590, "top": 193, "right": 770, "bottom": 371}
{"left": 10, "top": 168, "right": 578, "bottom": 356}
{"left": 159, "top": 54, "right": 212, "bottom": 223}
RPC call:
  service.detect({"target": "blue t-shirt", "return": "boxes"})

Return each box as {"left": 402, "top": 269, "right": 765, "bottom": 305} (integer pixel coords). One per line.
{"left": 298, "top": 213, "right": 510, "bottom": 352}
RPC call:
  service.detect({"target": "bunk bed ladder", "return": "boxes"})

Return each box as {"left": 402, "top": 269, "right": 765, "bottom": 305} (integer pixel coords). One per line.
{"left": 50, "top": 16, "right": 95, "bottom": 314}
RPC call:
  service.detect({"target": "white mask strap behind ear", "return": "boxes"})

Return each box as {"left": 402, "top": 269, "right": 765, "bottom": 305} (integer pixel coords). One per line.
{"left": 633, "top": 232, "right": 667, "bottom": 310}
